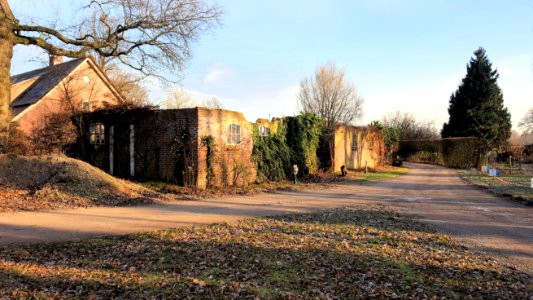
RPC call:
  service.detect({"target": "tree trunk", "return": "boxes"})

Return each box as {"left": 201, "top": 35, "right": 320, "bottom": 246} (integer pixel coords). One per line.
{"left": 0, "top": 1, "right": 14, "bottom": 147}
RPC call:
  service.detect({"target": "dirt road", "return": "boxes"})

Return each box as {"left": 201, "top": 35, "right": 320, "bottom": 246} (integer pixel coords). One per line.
{"left": 0, "top": 163, "right": 531, "bottom": 272}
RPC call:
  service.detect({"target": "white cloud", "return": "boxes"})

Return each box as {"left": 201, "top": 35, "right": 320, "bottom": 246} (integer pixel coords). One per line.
{"left": 203, "top": 63, "right": 234, "bottom": 84}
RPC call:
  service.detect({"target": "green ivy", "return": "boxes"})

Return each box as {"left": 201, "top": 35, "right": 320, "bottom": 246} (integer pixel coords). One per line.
{"left": 252, "top": 123, "right": 292, "bottom": 181}
{"left": 371, "top": 120, "right": 400, "bottom": 148}
{"left": 285, "top": 113, "right": 323, "bottom": 175}
{"left": 252, "top": 113, "right": 323, "bottom": 181}
{"left": 201, "top": 135, "right": 216, "bottom": 188}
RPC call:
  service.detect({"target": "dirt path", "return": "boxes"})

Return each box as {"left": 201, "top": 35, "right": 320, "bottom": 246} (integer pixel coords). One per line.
{"left": 0, "top": 163, "right": 531, "bottom": 272}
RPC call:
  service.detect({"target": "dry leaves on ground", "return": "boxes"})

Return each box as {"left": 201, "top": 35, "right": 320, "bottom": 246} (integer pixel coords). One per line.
{"left": 0, "top": 206, "right": 530, "bottom": 299}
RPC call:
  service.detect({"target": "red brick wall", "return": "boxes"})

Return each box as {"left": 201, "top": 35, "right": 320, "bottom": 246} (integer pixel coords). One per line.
{"left": 196, "top": 108, "right": 256, "bottom": 188}
{"left": 83, "top": 107, "right": 256, "bottom": 188}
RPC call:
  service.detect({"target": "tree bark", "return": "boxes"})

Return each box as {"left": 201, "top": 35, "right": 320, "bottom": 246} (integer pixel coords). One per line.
{"left": 0, "top": 0, "right": 14, "bottom": 140}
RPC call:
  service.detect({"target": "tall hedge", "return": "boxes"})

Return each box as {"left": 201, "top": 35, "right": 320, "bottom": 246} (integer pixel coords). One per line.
{"left": 399, "top": 137, "right": 481, "bottom": 168}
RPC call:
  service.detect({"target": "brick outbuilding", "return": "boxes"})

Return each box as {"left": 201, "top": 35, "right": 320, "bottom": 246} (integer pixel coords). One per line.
{"left": 80, "top": 107, "right": 256, "bottom": 188}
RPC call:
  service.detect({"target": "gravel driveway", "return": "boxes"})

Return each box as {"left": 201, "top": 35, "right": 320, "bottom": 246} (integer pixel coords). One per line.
{"left": 0, "top": 163, "right": 531, "bottom": 272}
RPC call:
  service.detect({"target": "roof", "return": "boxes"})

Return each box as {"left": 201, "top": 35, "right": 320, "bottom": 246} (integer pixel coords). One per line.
{"left": 10, "top": 58, "right": 86, "bottom": 108}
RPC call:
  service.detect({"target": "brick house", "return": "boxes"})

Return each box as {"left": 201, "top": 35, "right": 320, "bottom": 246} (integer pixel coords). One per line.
{"left": 10, "top": 56, "right": 124, "bottom": 136}
{"left": 333, "top": 124, "right": 386, "bottom": 172}
{"left": 80, "top": 107, "right": 256, "bottom": 188}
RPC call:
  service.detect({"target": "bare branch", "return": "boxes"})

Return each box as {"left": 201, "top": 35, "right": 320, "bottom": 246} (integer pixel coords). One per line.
{"left": 298, "top": 62, "right": 364, "bottom": 130}
{"left": 12, "top": 0, "right": 222, "bottom": 81}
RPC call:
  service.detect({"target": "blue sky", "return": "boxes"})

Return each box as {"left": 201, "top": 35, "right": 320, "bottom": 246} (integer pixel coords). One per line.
{"left": 10, "top": 0, "right": 533, "bottom": 130}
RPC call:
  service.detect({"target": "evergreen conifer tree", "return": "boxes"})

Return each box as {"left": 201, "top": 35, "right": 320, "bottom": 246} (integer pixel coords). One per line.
{"left": 442, "top": 48, "right": 511, "bottom": 148}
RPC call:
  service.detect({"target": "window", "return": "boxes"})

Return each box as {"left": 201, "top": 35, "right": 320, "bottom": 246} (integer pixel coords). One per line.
{"left": 227, "top": 124, "right": 241, "bottom": 145}
{"left": 89, "top": 123, "right": 105, "bottom": 145}
{"left": 258, "top": 126, "right": 270, "bottom": 137}
{"left": 82, "top": 99, "right": 92, "bottom": 112}
{"left": 351, "top": 135, "right": 358, "bottom": 151}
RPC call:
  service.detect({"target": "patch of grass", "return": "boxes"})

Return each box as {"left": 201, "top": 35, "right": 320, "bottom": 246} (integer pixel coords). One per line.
{"left": 0, "top": 206, "right": 530, "bottom": 298}
{"left": 138, "top": 178, "right": 339, "bottom": 200}
{"left": 345, "top": 167, "right": 409, "bottom": 183}
{"left": 461, "top": 171, "right": 533, "bottom": 204}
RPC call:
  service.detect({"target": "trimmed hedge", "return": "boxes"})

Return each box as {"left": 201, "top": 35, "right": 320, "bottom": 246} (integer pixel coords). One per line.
{"left": 399, "top": 137, "right": 482, "bottom": 168}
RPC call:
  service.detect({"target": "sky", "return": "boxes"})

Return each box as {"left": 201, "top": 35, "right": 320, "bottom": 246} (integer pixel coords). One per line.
{"left": 9, "top": 0, "right": 533, "bottom": 131}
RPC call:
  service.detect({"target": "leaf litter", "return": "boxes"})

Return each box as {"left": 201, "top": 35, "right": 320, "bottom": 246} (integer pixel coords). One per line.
{"left": 0, "top": 205, "right": 530, "bottom": 299}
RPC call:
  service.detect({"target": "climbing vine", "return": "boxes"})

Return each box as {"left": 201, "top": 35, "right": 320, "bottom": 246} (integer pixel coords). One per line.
{"left": 252, "top": 122, "right": 291, "bottom": 181}
{"left": 371, "top": 120, "right": 400, "bottom": 148}
{"left": 285, "top": 113, "right": 323, "bottom": 175}
{"left": 252, "top": 113, "right": 323, "bottom": 181}
{"left": 201, "top": 135, "right": 216, "bottom": 188}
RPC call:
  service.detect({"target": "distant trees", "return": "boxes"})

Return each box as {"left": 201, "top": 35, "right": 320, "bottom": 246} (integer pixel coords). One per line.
{"left": 519, "top": 108, "right": 533, "bottom": 135}
{"left": 381, "top": 111, "right": 439, "bottom": 141}
{"left": 298, "top": 62, "right": 363, "bottom": 131}
{"left": 442, "top": 48, "right": 511, "bottom": 148}
{"left": 162, "top": 88, "right": 224, "bottom": 109}
{"left": 107, "top": 70, "right": 150, "bottom": 107}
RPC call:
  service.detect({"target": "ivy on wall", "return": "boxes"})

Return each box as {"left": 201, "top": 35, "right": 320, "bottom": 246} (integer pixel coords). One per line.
{"left": 252, "top": 113, "right": 323, "bottom": 181}
{"left": 252, "top": 122, "right": 291, "bottom": 181}
{"left": 370, "top": 120, "right": 400, "bottom": 149}
{"left": 201, "top": 135, "right": 216, "bottom": 188}
{"left": 285, "top": 113, "right": 323, "bottom": 175}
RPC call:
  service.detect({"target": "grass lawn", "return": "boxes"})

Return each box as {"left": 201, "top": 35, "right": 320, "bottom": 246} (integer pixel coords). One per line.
{"left": 0, "top": 206, "right": 529, "bottom": 299}
{"left": 344, "top": 167, "right": 409, "bottom": 183}
{"left": 461, "top": 171, "right": 533, "bottom": 204}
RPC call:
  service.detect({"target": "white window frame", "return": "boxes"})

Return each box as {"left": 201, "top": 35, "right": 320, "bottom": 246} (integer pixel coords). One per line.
{"left": 89, "top": 123, "right": 105, "bottom": 145}
{"left": 227, "top": 124, "right": 241, "bottom": 145}
{"left": 258, "top": 126, "right": 270, "bottom": 137}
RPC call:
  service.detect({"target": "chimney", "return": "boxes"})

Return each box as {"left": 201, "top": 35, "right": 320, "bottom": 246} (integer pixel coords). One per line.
{"left": 49, "top": 55, "right": 64, "bottom": 66}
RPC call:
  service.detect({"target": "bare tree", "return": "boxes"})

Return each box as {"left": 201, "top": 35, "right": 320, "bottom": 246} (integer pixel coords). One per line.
{"left": 162, "top": 87, "right": 195, "bottom": 109}
{"left": 0, "top": 0, "right": 222, "bottom": 147}
{"left": 381, "top": 111, "right": 439, "bottom": 141}
{"left": 162, "top": 89, "right": 224, "bottom": 109}
{"left": 298, "top": 62, "right": 363, "bottom": 130}
{"left": 519, "top": 108, "right": 533, "bottom": 135}
{"left": 201, "top": 96, "right": 224, "bottom": 109}
{"left": 107, "top": 69, "right": 150, "bottom": 107}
